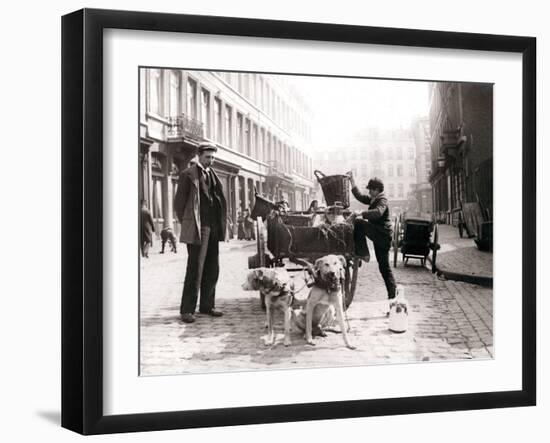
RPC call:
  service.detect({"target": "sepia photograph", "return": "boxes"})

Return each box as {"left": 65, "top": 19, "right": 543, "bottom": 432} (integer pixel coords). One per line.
{"left": 138, "top": 68, "right": 493, "bottom": 376}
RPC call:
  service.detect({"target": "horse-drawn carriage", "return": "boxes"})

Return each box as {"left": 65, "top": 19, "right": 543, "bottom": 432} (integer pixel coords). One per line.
{"left": 247, "top": 171, "right": 360, "bottom": 309}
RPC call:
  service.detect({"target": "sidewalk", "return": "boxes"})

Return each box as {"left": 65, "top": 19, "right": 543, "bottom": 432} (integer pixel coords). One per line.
{"left": 433, "top": 224, "right": 493, "bottom": 287}
{"left": 221, "top": 238, "right": 256, "bottom": 251}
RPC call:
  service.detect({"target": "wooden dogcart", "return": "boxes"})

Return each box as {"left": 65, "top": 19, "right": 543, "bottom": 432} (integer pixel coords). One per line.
{"left": 247, "top": 194, "right": 360, "bottom": 310}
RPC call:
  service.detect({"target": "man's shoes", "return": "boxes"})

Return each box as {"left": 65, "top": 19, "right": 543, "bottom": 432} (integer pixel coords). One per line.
{"left": 199, "top": 309, "right": 223, "bottom": 317}
{"left": 181, "top": 313, "right": 196, "bottom": 323}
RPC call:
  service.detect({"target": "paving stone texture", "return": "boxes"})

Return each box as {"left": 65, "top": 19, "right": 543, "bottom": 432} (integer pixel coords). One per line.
{"left": 140, "top": 238, "right": 493, "bottom": 376}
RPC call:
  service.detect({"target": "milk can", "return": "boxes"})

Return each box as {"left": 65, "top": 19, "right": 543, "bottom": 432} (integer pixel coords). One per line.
{"left": 389, "top": 285, "right": 408, "bottom": 333}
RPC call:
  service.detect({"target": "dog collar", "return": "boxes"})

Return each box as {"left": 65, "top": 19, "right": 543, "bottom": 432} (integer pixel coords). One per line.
{"left": 313, "top": 277, "right": 343, "bottom": 292}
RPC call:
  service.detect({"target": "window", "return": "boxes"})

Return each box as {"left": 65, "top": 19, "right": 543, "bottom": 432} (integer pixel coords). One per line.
{"left": 186, "top": 77, "right": 197, "bottom": 118}
{"left": 409, "top": 164, "right": 416, "bottom": 177}
{"left": 259, "top": 128, "right": 265, "bottom": 161}
{"left": 397, "top": 165, "right": 403, "bottom": 177}
{"left": 272, "top": 92, "right": 276, "bottom": 119}
{"left": 243, "top": 73, "right": 250, "bottom": 98}
{"left": 251, "top": 124, "right": 258, "bottom": 159}
{"left": 387, "top": 147, "right": 393, "bottom": 159}
{"left": 408, "top": 146, "right": 415, "bottom": 159}
{"left": 265, "top": 85, "right": 270, "bottom": 115}
{"left": 285, "top": 145, "right": 292, "bottom": 172}
{"left": 149, "top": 69, "right": 161, "bottom": 114}
{"left": 238, "top": 73, "right": 243, "bottom": 94}
{"left": 214, "top": 97, "right": 222, "bottom": 143}
{"left": 259, "top": 77, "right": 264, "bottom": 108}
{"left": 265, "top": 133, "right": 271, "bottom": 161}
{"left": 396, "top": 146, "right": 403, "bottom": 160}
{"left": 200, "top": 88, "right": 210, "bottom": 137}
{"left": 388, "top": 183, "right": 395, "bottom": 198}
{"left": 168, "top": 70, "right": 180, "bottom": 117}
{"left": 224, "top": 105, "right": 232, "bottom": 147}
{"left": 244, "top": 119, "right": 251, "bottom": 156}
{"left": 398, "top": 183, "right": 404, "bottom": 198}
{"left": 236, "top": 113, "right": 243, "bottom": 152}
{"left": 388, "top": 165, "right": 394, "bottom": 177}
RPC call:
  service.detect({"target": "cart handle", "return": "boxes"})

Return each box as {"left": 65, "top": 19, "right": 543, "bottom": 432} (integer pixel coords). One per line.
{"left": 313, "top": 170, "right": 326, "bottom": 181}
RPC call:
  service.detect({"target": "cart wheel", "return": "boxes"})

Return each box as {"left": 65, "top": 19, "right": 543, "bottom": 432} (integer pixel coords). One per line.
{"left": 393, "top": 217, "right": 400, "bottom": 268}
{"left": 431, "top": 223, "right": 439, "bottom": 273}
{"left": 256, "top": 216, "right": 266, "bottom": 268}
{"left": 344, "top": 258, "right": 360, "bottom": 310}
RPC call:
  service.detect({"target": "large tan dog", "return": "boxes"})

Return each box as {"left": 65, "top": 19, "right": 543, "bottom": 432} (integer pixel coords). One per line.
{"left": 242, "top": 268, "right": 294, "bottom": 346}
{"left": 304, "top": 255, "right": 356, "bottom": 350}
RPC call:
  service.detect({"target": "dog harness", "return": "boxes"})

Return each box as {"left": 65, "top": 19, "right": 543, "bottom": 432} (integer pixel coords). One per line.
{"left": 262, "top": 277, "right": 294, "bottom": 300}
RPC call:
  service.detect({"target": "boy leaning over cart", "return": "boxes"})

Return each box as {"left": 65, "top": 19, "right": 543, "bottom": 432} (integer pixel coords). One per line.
{"left": 347, "top": 171, "right": 397, "bottom": 304}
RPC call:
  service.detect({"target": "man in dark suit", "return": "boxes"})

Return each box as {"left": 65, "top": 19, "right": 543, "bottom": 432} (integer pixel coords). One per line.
{"left": 348, "top": 172, "right": 396, "bottom": 301}
{"left": 174, "top": 143, "right": 227, "bottom": 324}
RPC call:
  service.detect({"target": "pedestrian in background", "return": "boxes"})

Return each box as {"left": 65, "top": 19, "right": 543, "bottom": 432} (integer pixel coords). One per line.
{"left": 140, "top": 199, "right": 155, "bottom": 258}
{"left": 243, "top": 208, "right": 254, "bottom": 240}
{"left": 174, "top": 143, "right": 227, "bottom": 324}
{"left": 237, "top": 211, "right": 245, "bottom": 240}
{"left": 247, "top": 208, "right": 256, "bottom": 240}
{"left": 226, "top": 215, "right": 234, "bottom": 241}
{"left": 306, "top": 199, "right": 319, "bottom": 214}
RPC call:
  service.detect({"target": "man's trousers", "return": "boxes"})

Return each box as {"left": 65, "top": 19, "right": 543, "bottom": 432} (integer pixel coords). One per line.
{"left": 354, "top": 218, "right": 396, "bottom": 299}
{"left": 180, "top": 226, "right": 220, "bottom": 314}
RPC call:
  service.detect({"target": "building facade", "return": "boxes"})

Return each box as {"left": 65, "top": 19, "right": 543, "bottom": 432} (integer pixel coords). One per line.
{"left": 315, "top": 127, "right": 417, "bottom": 216}
{"left": 411, "top": 116, "right": 433, "bottom": 214}
{"left": 428, "top": 82, "right": 493, "bottom": 224}
{"left": 139, "top": 69, "right": 315, "bottom": 237}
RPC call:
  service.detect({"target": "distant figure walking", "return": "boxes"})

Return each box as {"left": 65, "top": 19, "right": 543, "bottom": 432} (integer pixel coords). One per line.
{"left": 243, "top": 208, "right": 255, "bottom": 240}
{"left": 140, "top": 200, "right": 155, "bottom": 258}
{"left": 237, "top": 211, "right": 245, "bottom": 240}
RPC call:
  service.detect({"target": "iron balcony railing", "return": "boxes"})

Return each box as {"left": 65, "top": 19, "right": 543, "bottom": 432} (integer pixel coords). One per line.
{"left": 166, "top": 114, "right": 204, "bottom": 140}
{"left": 267, "top": 160, "right": 285, "bottom": 176}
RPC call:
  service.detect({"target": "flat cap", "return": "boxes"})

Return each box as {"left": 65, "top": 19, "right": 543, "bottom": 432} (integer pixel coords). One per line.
{"left": 197, "top": 142, "right": 218, "bottom": 154}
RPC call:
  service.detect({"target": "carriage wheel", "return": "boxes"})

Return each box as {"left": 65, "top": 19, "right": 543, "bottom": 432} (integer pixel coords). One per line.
{"left": 344, "top": 258, "right": 360, "bottom": 310}
{"left": 256, "top": 216, "right": 266, "bottom": 268}
{"left": 431, "top": 223, "right": 439, "bottom": 273}
{"left": 393, "top": 217, "right": 400, "bottom": 268}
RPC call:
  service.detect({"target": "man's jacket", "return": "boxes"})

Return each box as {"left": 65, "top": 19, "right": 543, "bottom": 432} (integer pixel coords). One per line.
{"left": 174, "top": 163, "right": 227, "bottom": 244}
{"left": 351, "top": 186, "right": 392, "bottom": 235}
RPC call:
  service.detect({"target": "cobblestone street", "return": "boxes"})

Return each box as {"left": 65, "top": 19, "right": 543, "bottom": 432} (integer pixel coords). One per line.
{"left": 140, "top": 239, "right": 493, "bottom": 376}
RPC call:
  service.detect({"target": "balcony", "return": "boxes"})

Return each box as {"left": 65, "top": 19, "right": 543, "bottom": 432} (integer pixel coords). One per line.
{"left": 266, "top": 160, "right": 294, "bottom": 186}
{"left": 440, "top": 128, "right": 467, "bottom": 159}
{"left": 166, "top": 114, "right": 204, "bottom": 141}
{"left": 267, "top": 160, "right": 285, "bottom": 176}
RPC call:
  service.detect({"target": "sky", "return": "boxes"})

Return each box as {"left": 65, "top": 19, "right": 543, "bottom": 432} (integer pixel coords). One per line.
{"left": 285, "top": 75, "right": 431, "bottom": 148}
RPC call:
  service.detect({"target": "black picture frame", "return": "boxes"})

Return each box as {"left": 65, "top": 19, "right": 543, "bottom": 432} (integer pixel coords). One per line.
{"left": 61, "top": 8, "right": 536, "bottom": 435}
